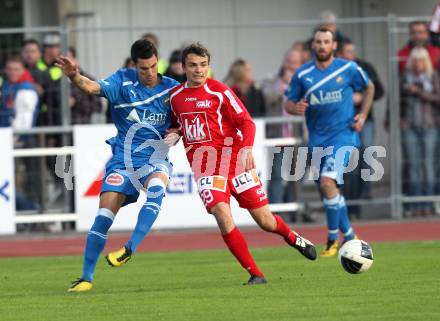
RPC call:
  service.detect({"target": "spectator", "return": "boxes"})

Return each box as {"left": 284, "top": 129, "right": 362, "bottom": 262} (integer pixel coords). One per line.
{"left": 338, "top": 40, "right": 385, "bottom": 216}
{"left": 398, "top": 21, "right": 440, "bottom": 74}
{"left": 224, "top": 58, "right": 265, "bottom": 117}
{"left": 0, "top": 56, "right": 38, "bottom": 131}
{"left": 36, "top": 33, "right": 63, "bottom": 126}
{"left": 141, "top": 32, "right": 168, "bottom": 74}
{"left": 122, "top": 56, "right": 135, "bottom": 68}
{"left": 0, "top": 56, "right": 40, "bottom": 216}
{"left": 261, "top": 48, "right": 304, "bottom": 221}
{"left": 292, "top": 41, "right": 312, "bottom": 64}
{"left": 400, "top": 47, "right": 440, "bottom": 216}
{"left": 21, "top": 39, "right": 50, "bottom": 99}
{"left": 67, "top": 47, "right": 102, "bottom": 124}
{"left": 164, "top": 49, "right": 186, "bottom": 83}
{"left": 305, "top": 10, "right": 351, "bottom": 54}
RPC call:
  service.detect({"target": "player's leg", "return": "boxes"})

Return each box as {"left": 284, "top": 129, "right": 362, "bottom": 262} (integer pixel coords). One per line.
{"left": 247, "top": 205, "right": 316, "bottom": 260}
{"left": 319, "top": 176, "right": 342, "bottom": 256}
{"left": 69, "top": 191, "right": 125, "bottom": 292}
{"left": 210, "top": 201, "right": 266, "bottom": 285}
{"left": 106, "top": 171, "right": 168, "bottom": 266}
{"left": 230, "top": 172, "right": 316, "bottom": 260}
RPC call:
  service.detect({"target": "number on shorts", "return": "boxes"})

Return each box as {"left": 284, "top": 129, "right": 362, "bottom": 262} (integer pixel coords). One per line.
{"left": 200, "top": 189, "right": 214, "bottom": 206}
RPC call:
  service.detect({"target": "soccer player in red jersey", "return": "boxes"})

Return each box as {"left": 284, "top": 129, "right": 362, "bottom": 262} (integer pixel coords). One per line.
{"left": 170, "top": 43, "right": 317, "bottom": 285}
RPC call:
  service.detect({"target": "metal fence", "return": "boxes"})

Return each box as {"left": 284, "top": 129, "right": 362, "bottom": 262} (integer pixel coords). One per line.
{"left": 1, "top": 15, "right": 439, "bottom": 231}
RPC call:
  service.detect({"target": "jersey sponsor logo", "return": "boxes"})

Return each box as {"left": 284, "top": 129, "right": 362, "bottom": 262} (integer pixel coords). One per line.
{"left": 309, "top": 89, "right": 343, "bottom": 106}
{"left": 142, "top": 110, "right": 167, "bottom": 126}
{"left": 232, "top": 171, "right": 259, "bottom": 194}
{"left": 196, "top": 99, "right": 212, "bottom": 108}
{"left": 180, "top": 112, "right": 212, "bottom": 143}
{"left": 197, "top": 175, "right": 227, "bottom": 192}
{"left": 105, "top": 173, "right": 124, "bottom": 186}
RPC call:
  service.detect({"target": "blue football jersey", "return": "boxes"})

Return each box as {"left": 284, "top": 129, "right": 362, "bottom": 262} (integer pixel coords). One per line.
{"left": 99, "top": 68, "right": 179, "bottom": 168}
{"left": 285, "top": 58, "right": 369, "bottom": 148}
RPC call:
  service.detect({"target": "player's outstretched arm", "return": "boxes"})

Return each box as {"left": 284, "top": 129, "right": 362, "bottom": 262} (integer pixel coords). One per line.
{"left": 55, "top": 56, "right": 101, "bottom": 96}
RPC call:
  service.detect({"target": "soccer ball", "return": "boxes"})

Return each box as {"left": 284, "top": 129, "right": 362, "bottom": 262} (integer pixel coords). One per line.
{"left": 338, "top": 239, "right": 373, "bottom": 274}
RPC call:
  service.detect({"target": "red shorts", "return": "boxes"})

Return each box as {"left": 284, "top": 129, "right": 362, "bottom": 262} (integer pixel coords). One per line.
{"left": 196, "top": 170, "right": 268, "bottom": 212}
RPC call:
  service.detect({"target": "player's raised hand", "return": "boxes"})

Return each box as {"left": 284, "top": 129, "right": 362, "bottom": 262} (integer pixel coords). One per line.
{"left": 353, "top": 113, "right": 366, "bottom": 132}
{"left": 55, "top": 55, "right": 80, "bottom": 78}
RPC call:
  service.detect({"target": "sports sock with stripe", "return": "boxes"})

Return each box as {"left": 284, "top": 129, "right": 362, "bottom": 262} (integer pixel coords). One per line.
{"left": 126, "top": 178, "right": 165, "bottom": 253}
{"left": 222, "top": 227, "right": 264, "bottom": 277}
{"left": 338, "top": 196, "right": 355, "bottom": 242}
{"left": 82, "top": 208, "right": 114, "bottom": 282}
{"left": 323, "top": 194, "right": 343, "bottom": 241}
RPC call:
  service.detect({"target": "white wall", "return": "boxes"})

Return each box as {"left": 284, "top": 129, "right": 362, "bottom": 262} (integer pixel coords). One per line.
{"left": 70, "top": 0, "right": 352, "bottom": 80}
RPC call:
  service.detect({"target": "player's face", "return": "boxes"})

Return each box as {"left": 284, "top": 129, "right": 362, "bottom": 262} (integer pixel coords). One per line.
{"left": 410, "top": 23, "right": 429, "bottom": 46}
{"left": 136, "top": 56, "right": 158, "bottom": 87}
{"left": 183, "top": 54, "right": 209, "bottom": 87}
{"left": 312, "top": 31, "right": 337, "bottom": 62}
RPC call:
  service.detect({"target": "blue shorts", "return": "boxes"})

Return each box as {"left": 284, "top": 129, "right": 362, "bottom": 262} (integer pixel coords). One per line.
{"left": 101, "top": 157, "right": 172, "bottom": 207}
{"left": 311, "top": 146, "right": 355, "bottom": 185}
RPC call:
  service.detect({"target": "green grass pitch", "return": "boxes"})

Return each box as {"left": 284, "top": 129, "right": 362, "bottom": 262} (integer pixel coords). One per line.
{"left": 1, "top": 241, "right": 439, "bottom": 321}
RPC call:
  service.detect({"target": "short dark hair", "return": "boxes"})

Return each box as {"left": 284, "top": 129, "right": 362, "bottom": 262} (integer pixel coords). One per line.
{"left": 314, "top": 27, "right": 336, "bottom": 41}
{"left": 130, "top": 39, "right": 158, "bottom": 63}
{"left": 22, "top": 39, "right": 40, "bottom": 48}
{"left": 6, "top": 55, "right": 24, "bottom": 65}
{"left": 181, "top": 42, "right": 211, "bottom": 65}
{"left": 409, "top": 21, "right": 428, "bottom": 31}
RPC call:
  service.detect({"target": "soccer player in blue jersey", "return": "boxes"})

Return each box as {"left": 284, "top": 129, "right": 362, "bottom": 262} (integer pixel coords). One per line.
{"left": 285, "top": 28, "right": 375, "bottom": 257}
{"left": 56, "top": 39, "right": 180, "bottom": 291}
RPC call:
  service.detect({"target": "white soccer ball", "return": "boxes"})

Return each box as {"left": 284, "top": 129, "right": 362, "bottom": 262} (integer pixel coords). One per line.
{"left": 338, "top": 239, "right": 373, "bottom": 274}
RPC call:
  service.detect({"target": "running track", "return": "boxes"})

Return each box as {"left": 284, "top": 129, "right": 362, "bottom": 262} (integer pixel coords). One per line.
{"left": 0, "top": 219, "right": 439, "bottom": 258}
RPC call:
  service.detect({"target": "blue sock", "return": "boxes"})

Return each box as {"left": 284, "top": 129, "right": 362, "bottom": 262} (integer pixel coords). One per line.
{"left": 82, "top": 208, "right": 114, "bottom": 282}
{"left": 126, "top": 178, "right": 165, "bottom": 253}
{"left": 338, "top": 196, "right": 355, "bottom": 242}
{"left": 323, "top": 194, "right": 343, "bottom": 241}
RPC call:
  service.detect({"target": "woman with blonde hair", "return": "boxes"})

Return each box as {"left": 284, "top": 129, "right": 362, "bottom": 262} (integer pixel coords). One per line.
{"left": 224, "top": 58, "right": 265, "bottom": 117}
{"left": 401, "top": 46, "right": 440, "bottom": 216}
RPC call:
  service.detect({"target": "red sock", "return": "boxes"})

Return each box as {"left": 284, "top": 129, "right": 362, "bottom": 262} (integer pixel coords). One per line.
{"left": 222, "top": 227, "right": 264, "bottom": 277}
{"left": 273, "top": 214, "right": 297, "bottom": 246}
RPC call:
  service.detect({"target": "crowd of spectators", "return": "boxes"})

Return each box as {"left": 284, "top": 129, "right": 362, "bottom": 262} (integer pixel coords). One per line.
{"left": 1, "top": 9, "right": 440, "bottom": 221}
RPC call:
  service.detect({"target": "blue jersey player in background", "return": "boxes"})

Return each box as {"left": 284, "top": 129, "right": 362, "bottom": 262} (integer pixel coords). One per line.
{"left": 285, "top": 28, "right": 375, "bottom": 257}
{"left": 56, "top": 40, "right": 180, "bottom": 291}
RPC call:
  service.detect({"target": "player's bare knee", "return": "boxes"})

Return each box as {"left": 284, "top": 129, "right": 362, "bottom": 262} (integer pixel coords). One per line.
{"left": 99, "top": 192, "right": 125, "bottom": 214}
{"left": 319, "top": 178, "right": 338, "bottom": 198}
{"left": 211, "top": 203, "right": 235, "bottom": 234}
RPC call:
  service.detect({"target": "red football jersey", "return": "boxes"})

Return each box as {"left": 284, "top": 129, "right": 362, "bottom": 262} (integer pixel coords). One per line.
{"left": 170, "top": 78, "right": 256, "bottom": 179}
